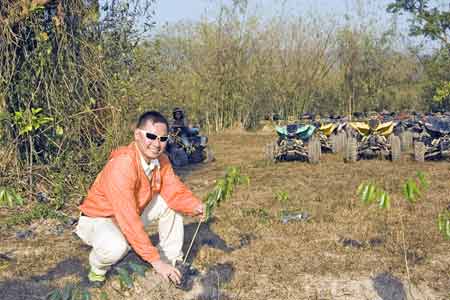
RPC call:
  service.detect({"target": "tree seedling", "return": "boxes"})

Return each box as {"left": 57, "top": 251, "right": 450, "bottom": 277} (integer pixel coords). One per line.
{"left": 175, "top": 166, "right": 248, "bottom": 290}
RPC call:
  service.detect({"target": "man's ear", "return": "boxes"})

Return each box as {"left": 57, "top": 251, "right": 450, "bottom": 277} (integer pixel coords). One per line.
{"left": 134, "top": 128, "right": 139, "bottom": 141}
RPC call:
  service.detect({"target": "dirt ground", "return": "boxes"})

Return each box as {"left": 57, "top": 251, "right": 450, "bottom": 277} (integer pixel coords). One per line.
{"left": 1, "top": 129, "right": 450, "bottom": 300}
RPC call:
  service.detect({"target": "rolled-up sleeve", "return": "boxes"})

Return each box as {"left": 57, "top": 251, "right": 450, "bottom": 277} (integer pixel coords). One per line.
{"left": 159, "top": 156, "right": 202, "bottom": 215}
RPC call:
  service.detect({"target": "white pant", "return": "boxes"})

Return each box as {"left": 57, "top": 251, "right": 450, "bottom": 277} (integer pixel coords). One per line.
{"left": 75, "top": 194, "right": 184, "bottom": 275}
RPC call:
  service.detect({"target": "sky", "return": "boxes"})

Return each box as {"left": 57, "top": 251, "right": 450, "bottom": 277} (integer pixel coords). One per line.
{"left": 152, "top": 0, "right": 405, "bottom": 27}
{"left": 151, "top": 0, "right": 442, "bottom": 52}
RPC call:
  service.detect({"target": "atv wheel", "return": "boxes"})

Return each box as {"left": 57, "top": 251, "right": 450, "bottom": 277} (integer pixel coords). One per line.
{"left": 169, "top": 148, "right": 189, "bottom": 167}
{"left": 390, "top": 135, "right": 401, "bottom": 161}
{"left": 414, "top": 142, "right": 426, "bottom": 162}
{"left": 307, "top": 138, "right": 321, "bottom": 164}
{"left": 203, "top": 148, "right": 215, "bottom": 163}
{"left": 332, "top": 132, "right": 347, "bottom": 153}
{"left": 344, "top": 137, "right": 358, "bottom": 163}
{"left": 400, "top": 131, "right": 413, "bottom": 151}
{"left": 189, "top": 149, "right": 205, "bottom": 163}
{"left": 264, "top": 142, "right": 277, "bottom": 161}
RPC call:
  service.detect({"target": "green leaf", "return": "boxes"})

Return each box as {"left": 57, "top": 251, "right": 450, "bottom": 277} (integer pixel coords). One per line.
{"left": 80, "top": 290, "right": 91, "bottom": 300}
{"left": 31, "top": 108, "right": 43, "bottom": 115}
{"left": 416, "top": 171, "right": 428, "bottom": 189}
{"left": 56, "top": 125, "right": 64, "bottom": 136}
{"left": 47, "top": 289, "right": 62, "bottom": 300}
{"left": 116, "top": 266, "right": 133, "bottom": 288}
{"left": 438, "top": 213, "right": 445, "bottom": 232}
{"left": 0, "top": 188, "right": 6, "bottom": 206}
{"left": 99, "top": 291, "right": 109, "bottom": 300}
{"left": 356, "top": 182, "right": 365, "bottom": 195}
{"left": 6, "top": 190, "right": 14, "bottom": 208}
{"left": 360, "top": 183, "right": 376, "bottom": 204}
{"left": 69, "top": 287, "right": 81, "bottom": 300}
{"left": 378, "top": 192, "right": 391, "bottom": 209}
{"left": 128, "top": 261, "right": 147, "bottom": 277}
{"left": 62, "top": 285, "right": 73, "bottom": 300}
{"left": 446, "top": 219, "right": 450, "bottom": 239}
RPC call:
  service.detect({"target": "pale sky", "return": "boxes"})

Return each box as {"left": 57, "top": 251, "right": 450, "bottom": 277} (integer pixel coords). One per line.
{"left": 153, "top": 0, "right": 402, "bottom": 27}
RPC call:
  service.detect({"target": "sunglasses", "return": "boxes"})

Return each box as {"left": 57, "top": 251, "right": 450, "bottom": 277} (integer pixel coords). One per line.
{"left": 139, "top": 129, "right": 169, "bottom": 142}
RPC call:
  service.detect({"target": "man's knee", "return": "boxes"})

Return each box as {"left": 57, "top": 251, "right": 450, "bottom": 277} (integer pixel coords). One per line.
{"left": 95, "top": 237, "right": 129, "bottom": 263}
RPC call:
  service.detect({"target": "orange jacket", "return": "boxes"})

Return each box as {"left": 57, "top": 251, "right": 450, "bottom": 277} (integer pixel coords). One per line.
{"left": 79, "top": 142, "right": 201, "bottom": 263}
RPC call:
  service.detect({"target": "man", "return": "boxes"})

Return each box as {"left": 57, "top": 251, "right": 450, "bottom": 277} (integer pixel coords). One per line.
{"left": 75, "top": 111, "right": 204, "bottom": 287}
{"left": 170, "top": 107, "right": 199, "bottom": 147}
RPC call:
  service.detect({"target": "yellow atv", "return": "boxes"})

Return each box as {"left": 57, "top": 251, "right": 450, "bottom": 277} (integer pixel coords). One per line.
{"left": 318, "top": 122, "right": 347, "bottom": 153}
{"left": 344, "top": 119, "right": 401, "bottom": 162}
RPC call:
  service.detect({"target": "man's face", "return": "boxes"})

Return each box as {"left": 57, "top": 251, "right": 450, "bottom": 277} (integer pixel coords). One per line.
{"left": 134, "top": 121, "right": 168, "bottom": 162}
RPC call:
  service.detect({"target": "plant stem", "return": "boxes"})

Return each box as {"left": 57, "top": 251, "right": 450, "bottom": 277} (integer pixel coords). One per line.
{"left": 400, "top": 214, "right": 415, "bottom": 300}
{"left": 183, "top": 220, "right": 203, "bottom": 264}
{"left": 28, "top": 134, "right": 33, "bottom": 202}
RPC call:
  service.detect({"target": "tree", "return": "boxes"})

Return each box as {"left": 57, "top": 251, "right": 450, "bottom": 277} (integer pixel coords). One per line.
{"left": 387, "top": 0, "right": 450, "bottom": 47}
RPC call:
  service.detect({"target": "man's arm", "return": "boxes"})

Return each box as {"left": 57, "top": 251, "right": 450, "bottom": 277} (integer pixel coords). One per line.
{"left": 159, "top": 155, "right": 202, "bottom": 215}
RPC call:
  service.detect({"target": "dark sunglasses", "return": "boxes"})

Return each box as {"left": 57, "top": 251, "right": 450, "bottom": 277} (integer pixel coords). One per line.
{"left": 139, "top": 129, "right": 169, "bottom": 142}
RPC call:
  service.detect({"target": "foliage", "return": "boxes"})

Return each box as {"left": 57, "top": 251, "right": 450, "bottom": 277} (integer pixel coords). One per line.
{"left": 45, "top": 260, "right": 148, "bottom": 299}
{"left": 388, "top": 0, "right": 450, "bottom": 109}
{"left": 403, "top": 171, "right": 428, "bottom": 203}
{"left": 387, "top": 0, "right": 450, "bottom": 47}
{"left": 358, "top": 171, "right": 428, "bottom": 209}
{"left": 357, "top": 182, "right": 391, "bottom": 209}
{"left": 204, "top": 166, "right": 249, "bottom": 222}
{"left": 437, "top": 211, "right": 450, "bottom": 239}
{"left": 13, "top": 108, "right": 53, "bottom": 136}
{"left": 275, "top": 190, "right": 290, "bottom": 208}
{"left": 0, "top": 187, "right": 24, "bottom": 208}
{"left": 3, "top": 203, "right": 63, "bottom": 227}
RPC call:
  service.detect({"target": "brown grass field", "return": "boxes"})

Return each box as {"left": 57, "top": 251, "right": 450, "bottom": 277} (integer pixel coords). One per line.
{"left": 1, "top": 129, "right": 450, "bottom": 300}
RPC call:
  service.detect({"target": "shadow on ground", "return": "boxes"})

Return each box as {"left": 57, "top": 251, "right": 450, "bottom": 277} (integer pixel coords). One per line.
{"left": 372, "top": 272, "right": 407, "bottom": 300}
{"left": 0, "top": 258, "right": 87, "bottom": 300}
{"left": 0, "top": 213, "right": 241, "bottom": 300}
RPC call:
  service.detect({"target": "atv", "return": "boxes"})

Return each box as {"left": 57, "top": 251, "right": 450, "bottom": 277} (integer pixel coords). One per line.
{"left": 317, "top": 122, "right": 348, "bottom": 154}
{"left": 166, "top": 125, "right": 213, "bottom": 167}
{"left": 264, "top": 124, "right": 321, "bottom": 163}
{"left": 344, "top": 119, "right": 401, "bottom": 162}
{"left": 413, "top": 116, "right": 450, "bottom": 162}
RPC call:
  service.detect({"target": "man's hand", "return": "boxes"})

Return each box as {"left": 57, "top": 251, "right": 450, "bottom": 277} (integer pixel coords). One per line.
{"left": 151, "top": 259, "right": 181, "bottom": 285}
{"left": 193, "top": 203, "right": 206, "bottom": 221}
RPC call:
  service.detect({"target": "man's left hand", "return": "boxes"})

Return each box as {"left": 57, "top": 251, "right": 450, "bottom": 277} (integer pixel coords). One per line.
{"left": 193, "top": 203, "right": 206, "bottom": 221}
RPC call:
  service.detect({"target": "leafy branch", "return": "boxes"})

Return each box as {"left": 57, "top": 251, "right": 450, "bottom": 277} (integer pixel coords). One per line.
{"left": 204, "top": 166, "right": 249, "bottom": 222}
{"left": 184, "top": 166, "right": 249, "bottom": 264}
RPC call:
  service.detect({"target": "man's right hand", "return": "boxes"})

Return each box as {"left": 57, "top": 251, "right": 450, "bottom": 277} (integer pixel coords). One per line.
{"left": 151, "top": 259, "right": 181, "bottom": 285}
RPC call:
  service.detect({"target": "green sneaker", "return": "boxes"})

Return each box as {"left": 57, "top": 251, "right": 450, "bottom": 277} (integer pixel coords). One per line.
{"left": 88, "top": 269, "right": 106, "bottom": 288}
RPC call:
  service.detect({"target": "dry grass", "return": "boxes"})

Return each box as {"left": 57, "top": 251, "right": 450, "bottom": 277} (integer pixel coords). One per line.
{"left": 1, "top": 130, "right": 450, "bottom": 299}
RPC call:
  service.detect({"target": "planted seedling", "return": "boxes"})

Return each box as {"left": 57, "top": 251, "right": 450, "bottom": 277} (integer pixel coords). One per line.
{"left": 174, "top": 166, "right": 248, "bottom": 290}
{"left": 0, "top": 187, "right": 24, "bottom": 208}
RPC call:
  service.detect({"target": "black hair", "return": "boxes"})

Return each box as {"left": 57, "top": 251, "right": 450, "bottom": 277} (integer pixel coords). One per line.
{"left": 136, "top": 111, "right": 169, "bottom": 129}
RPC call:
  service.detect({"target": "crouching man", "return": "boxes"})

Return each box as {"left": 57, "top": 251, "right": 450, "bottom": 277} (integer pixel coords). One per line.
{"left": 75, "top": 111, "right": 204, "bottom": 287}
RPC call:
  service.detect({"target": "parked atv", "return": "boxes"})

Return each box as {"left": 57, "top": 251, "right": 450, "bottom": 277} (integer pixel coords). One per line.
{"left": 166, "top": 125, "right": 213, "bottom": 167}
{"left": 264, "top": 124, "right": 321, "bottom": 163}
{"left": 317, "top": 122, "right": 347, "bottom": 153}
{"left": 344, "top": 119, "right": 401, "bottom": 162}
{"left": 413, "top": 116, "right": 450, "bottom": 162}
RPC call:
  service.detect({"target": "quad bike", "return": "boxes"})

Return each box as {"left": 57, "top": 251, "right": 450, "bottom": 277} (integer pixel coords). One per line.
{"left": 166, "top": 125, "right": 213, "bottom": 167}
{"left": 393, "top": 115, "right": 426, "bottom": 152}
{"left": 264, "top": 124, "right": 321, "bottom": 163}
{"left": 413, "top": 116, "right": 450, "bottom": 162}
{"left": 344, "top": 119, "right": 401, "bottom": 162}
{"left": 317, "top": 122, "right": 347, "bottom": 153}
